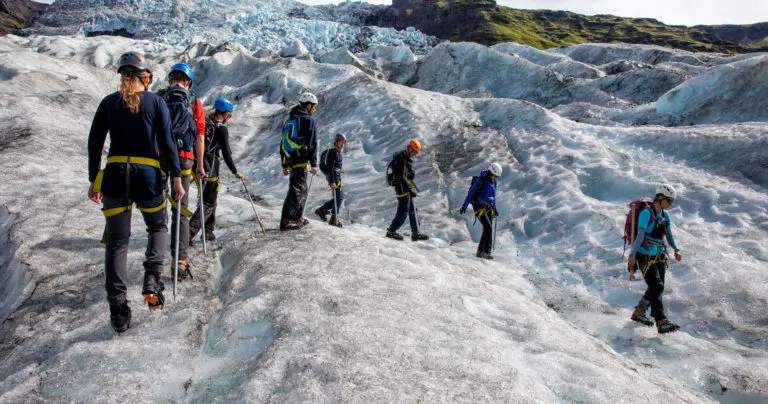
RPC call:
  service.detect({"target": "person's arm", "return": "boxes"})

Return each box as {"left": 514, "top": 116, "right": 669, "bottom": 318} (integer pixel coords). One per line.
{"left": 218, "top": 126, "right": 239, "bottom": 175}
{"left": 155, "top": 98, "right": 181, "bottom": 178}
{"left": 308, "top": 118, "right": 318, "bottom": 169}
{"left": 665, "top": 212, "right": 680, "bottom": 252}
{"left": 193, "top": 100, "right": 205, "bottom": 177}
{"left": 87, "top": 98, "right": 110, "bottom": 183}
{"left": 629, "top": 208, "right": 651, "bottom": 258}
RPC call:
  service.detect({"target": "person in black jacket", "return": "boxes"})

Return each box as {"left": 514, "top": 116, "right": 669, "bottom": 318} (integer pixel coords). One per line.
{"left": 87, "top": 51, "right": 185, "bottom": 333}
{"left": 386, "top": 139, "right": 429, "bottom": 241}
{"left": 189, "top": 98, "right": 245, "bottom": 244}
{"left": 315, "top": 133, "right": 346, "bottom": 227}
{"left": 279, "top": 92, "right": 319, "bottom": 231}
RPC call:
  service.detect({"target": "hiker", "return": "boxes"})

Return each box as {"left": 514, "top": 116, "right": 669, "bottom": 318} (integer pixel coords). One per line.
{"left": 87, "top": 51, "right": 184, "bottom": 333}
{"left": 189, "top": 97, "right": 246, "bottom": 243}
{"left": 157, "top": 63, "right": 205, "bottom": 281}
{"left": 628, "top": 184, "right": 683, "bottom": 334}
{"left": 385, "top": 139, "right": 429, "bottom": 241}
{"left": 315, "top": 133, "right": 346, "bottom": 227}
{"left": 459, "top": 163, "right": 502, "bottom": 259}
{"left": 279, "top": 92, "right": 319, "bottom": 231}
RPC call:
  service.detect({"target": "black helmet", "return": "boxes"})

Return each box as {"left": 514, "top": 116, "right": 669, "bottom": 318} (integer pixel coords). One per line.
{"left": 335, "top": 133, "right": 346, "bottom": 142}
{"left": 117, "top": 51, "right": 151, "bottom": 73}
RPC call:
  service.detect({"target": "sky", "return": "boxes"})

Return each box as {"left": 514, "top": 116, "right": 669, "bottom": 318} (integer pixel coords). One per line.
{"left": 297, "top": 0, "right": 768, "bottom": 26}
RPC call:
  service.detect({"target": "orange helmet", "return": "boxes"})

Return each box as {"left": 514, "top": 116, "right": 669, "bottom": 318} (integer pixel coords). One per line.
{"left": 408, "top": 139, "right": 421, "bottom": 153}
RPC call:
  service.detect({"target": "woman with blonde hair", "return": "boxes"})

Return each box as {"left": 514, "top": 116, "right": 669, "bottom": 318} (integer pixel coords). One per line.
{"left": 87, "top": 51, "right": 184, "bottom": 333}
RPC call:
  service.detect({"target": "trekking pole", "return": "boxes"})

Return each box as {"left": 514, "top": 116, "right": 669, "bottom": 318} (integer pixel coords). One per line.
{"left": 492, "top": 215, "right": 497, "bottom": 252}
{"left": 241, "top": 178, "right": 268, "bottom": 235}
{"left": 198, "top": 177, "right": 207, "bottom": 257}
{"left": 173, "top": 196, "right": 181, "bottom": 301}
{"left": 300, "top": 172, "right": 315, "bottom": 220}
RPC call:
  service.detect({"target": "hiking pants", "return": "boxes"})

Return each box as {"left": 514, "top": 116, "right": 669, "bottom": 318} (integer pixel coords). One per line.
{"left": 388, "top": 194, "right": 419, "bottom": 234}
{"left": 189, "top": 157, "right": 220, "bottom": 239}
{"left": 281, "top": 168, "right": 309, "bottom": 220}
{"left": 102, "top": 194, "right": 167, "bottom": 307}
{"left": 321, "top": 186, "right": 344, "bottom": 217}
{"left": 170, "top": 158, "right": 193, "bottom": 261}
{"left": 635, "top": 253, "right": 667, "bottom": 321}
{"left": 478, "top": 211, "right": 493, "bottom": 254}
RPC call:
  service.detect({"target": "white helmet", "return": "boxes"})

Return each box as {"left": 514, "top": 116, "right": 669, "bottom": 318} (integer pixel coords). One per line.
{"left": 656, "top": 184, "right": 677, "bottom": 198}
{"left": 488, "top": 162, "right": 502, "bottom": 177}
{"left": 298, "top": 92, "right": 318, "bottom": 105}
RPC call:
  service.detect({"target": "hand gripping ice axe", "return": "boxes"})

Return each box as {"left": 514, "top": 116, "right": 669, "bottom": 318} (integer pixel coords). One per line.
{"left": 241, "top": 179, "right": 267, "bottom": 235}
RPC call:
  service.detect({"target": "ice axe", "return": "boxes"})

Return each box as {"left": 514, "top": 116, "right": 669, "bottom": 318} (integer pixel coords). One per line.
{"left": 241, "top": 179, "right": 267, "bottom": 235}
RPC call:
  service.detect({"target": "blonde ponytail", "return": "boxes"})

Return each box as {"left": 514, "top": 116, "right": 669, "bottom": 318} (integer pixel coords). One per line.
{"left": 118, "top": 71, "right": 151, "bottom": 114}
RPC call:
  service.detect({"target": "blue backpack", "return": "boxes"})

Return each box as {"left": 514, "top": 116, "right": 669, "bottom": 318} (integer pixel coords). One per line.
{"left": 281, "top": 117, "right": 302, "bottom": 154}
{"left": 162, "top": 87, "right": 196, "bottom": 153}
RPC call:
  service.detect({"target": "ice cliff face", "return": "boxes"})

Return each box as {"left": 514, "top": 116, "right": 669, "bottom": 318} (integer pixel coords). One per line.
{"left": 24, "top": 0, "right": 439, "bottom": 53}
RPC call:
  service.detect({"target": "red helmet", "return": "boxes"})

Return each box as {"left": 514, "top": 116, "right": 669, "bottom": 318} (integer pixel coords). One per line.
{"left": 408, "top": 139, "right": 421, "bottom": 153}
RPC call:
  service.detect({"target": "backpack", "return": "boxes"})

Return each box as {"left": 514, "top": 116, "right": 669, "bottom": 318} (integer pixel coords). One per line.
{"left": 385, "top": 159, "right": 395, "bottom": 186}
{"left": 622, "top": 198, "right": 657, "bottom": 255}
{"left": 281, "top": 116, "right": 302, "bottom": 154}
{"left": 162, "top": 87, "right": 196, "bottom": 153}
{"left": 319, "top": 148, "right": 334, "bottom": 175}
{"left": 468, "top": 175, "right": 484, "bottom": 204}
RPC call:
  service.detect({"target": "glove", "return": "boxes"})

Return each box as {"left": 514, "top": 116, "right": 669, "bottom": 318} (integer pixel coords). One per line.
{"left": 493, "top": 206, "right": 499, "bottom": 217}
{"left": 459, "top": 207, "right": 466, "bottom": 215}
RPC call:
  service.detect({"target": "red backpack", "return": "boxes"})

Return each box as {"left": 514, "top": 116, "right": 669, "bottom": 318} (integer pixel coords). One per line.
{"left": 622, "top": 198, "right": 657, "bottom": 256}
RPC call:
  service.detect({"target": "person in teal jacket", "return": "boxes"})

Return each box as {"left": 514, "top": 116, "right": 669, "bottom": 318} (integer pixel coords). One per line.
{"left": 628, "top": 184, "right": 683, "bottom": 334}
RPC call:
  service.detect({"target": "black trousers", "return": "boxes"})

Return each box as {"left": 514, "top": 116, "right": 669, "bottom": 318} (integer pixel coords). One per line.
{"left": 281, "top": 168, "right": 309, "bottom": 220}
{"left": 388, "top": 194, "right": 419, "bottom": 234}
{"left": 189, "top": 157, "right": 220, "bottom": 238}
{"left": 169, "top": 158, "right": 193, "bottom": 261}
{"left": 635, "top": 254, "right": 667, "bottom": 321}
{"left": 478, "top": 212, "right": 493, "bottom": 254}
{"left": 102, "top": 194, "right": 167, "bottom": 307}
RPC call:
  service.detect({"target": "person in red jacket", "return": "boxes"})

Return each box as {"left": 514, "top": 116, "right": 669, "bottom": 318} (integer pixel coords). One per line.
{"left": 157, "top": 63, "right": 205, "bottom": 280}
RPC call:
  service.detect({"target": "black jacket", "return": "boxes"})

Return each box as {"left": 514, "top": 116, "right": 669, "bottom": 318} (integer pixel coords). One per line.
{"left": 204, "top": 117, "right": 238, "bottom": 175}
{"left": 280, "top": 105, "right": 318, "bottom": 169}
{"left": 391, "top": 149, "right": 415, "bottom": 196}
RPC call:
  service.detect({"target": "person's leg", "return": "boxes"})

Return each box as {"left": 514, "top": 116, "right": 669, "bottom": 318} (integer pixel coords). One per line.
{"left": 388, "top": 195, "right": 410, "bottom": 233}
{"left": 171, "top": 158, "right": 193, "bottom": 261}
{"left": 479, "top": 212, "right": 493, "bottom": 254}
{"left": 102, "top": 197, "right": 133, "bottom": 308}
{"left": 642, "top": 261, "right": 666, "bottom": 322}
{"left": 137, "top": 193, "right": 168, "bottom": 308}
{"left": 293, "top": 170, "right": 309, "bottom": 221}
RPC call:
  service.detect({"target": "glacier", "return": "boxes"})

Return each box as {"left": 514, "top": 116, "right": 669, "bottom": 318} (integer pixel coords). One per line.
{"left": 1, "top": 1, "right": 768, "bottom": 402}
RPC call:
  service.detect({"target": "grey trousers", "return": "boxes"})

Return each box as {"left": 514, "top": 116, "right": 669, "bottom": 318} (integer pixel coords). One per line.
{"left": 170, "top": 158, "right": 194, "bottom": 261}
{"left": 102, "top": 193, "right": 168, "bottom": 307}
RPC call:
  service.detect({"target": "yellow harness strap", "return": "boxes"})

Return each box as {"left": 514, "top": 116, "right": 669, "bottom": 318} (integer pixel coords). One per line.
{"left": 292, "top": 162, "right": 308, "bottom": 170}
{"left": 93, "top": 156, "right": 162, "bottom": 193}
{"left": 396, "top": 191, "right": 410, "bottom": 198}
{"left": 180, "top": 168, "right": 193, "bottom": 176}
{"left": 165, "top": 194, "right": 192, "bottom": 218}
{"left": 138, "top": 199, "right": 167, "bottom": 214}
{"left": 102, "top": 205, "right": 132, "bottom": 217}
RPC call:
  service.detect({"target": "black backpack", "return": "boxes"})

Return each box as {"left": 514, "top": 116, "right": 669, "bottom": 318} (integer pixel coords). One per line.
{"left": 468, "top": 175, "right": 485, "bottom": 204}
{"left": 319, "top": 148, "right": 334, "bottom": 175}
{"left": 385, "top": 159, "right": 395, "bottom": 186}
{"left": 162, "top": 87, "right": 196, "bottom": 154}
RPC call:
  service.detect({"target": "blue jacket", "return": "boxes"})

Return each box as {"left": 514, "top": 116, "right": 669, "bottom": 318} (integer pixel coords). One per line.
{"left": 462, "top": 169, "right": 497, "bottom": 210}
{"left": 324, "top": 148, "right": 343, "bottom": 186}
{"left": 280, "top": 105, "right": 318, "bottom": 169}
{"left": 88, "top": 91, "right": 181, "bottom": 201}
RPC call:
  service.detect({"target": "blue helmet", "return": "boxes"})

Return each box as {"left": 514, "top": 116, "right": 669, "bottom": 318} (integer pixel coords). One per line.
{"left": 213, "top": 97, "right": 233, "bottom": 113}
{"left": 168, "top": 63, "right": 194, "bottom": 82}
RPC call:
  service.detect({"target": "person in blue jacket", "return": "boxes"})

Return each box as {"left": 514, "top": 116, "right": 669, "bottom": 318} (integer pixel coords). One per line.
{"left": 459, "top": 163, "right": 501, "bottom": 259}
{"left": 628, "top": 184, "right": 683, "bottom": 334}
{"left": 280, "top": 92, "right": 319, "bottom": 230}
{"left": 314, "top": 133, "right": 346, "bottom": 227}
{"left": 87, "top": 51, "right": 185, "bottom": 333}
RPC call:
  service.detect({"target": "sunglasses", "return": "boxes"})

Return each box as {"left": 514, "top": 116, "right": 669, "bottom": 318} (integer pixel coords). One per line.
{"left": 665, "top": 197, "right": 675, "bottom": 205}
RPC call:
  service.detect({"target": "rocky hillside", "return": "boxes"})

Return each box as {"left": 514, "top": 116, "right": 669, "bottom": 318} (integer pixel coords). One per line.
{"left": 367, "top": 0, "right": 765, "bottom": 53}
{"left": 0, "top": 0, "right": 47, "bottom": 35}
{"left": 695, "top": 22, "right": 768, "bottom": 47}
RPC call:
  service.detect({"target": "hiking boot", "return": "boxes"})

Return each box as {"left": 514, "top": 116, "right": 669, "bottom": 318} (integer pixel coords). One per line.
{"left": 411, "top": 233, "right": 429, "bottom": 241}
{"left": 630, "top": 310, "right": 654, "bottom": 326}
{"left": 142, "top": 271, "right": 165, "bottom": 310}
{"left": 205, "top": 232, "right": 216, "bottom": 241}
{"left": 656, "top": 319, "right": 680, "bottom": 334}
{"left": 171, "top": 260, "right": 194, "bottom": 282}
{"left": 477, "top": 252, "right": 494, "bottom": 260}
{"left": 109, "top": 302, "right": 131, "bottom": 333}
{"left": 315, "top": 206, "right": 328, "bottom": 222}
{"left": 386, "top": 231, "right": 404, "bottom": 241}
{"left": 280, "top": 218, "right": 300, "bottom": 231}
{"left": 295, "top": 217, "right": 309, "bottom": 225}
{"left": 328, "top": 216, "right": 343, "bottom": 228}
